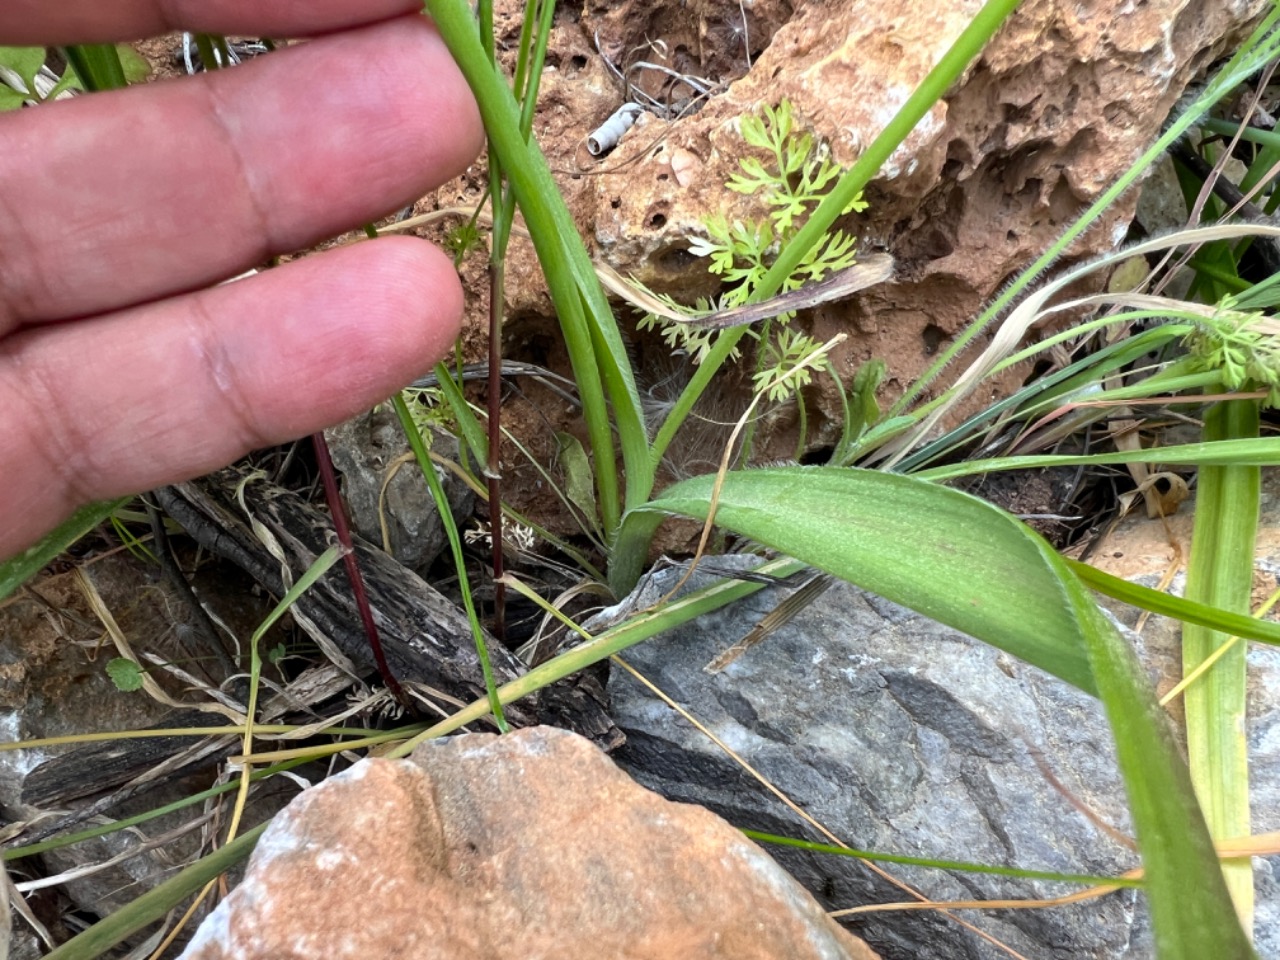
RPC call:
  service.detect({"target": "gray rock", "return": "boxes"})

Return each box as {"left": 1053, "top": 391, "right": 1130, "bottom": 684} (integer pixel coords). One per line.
{"left": 0, "top": 554, "right": 293, "bottom": 946}
{"left": 606, "top": 558, "right": 1156, "bottom": 960}
{"left": 1089, "top": 471, "right": 1280, "bottom": 960}
{"left": 324, "top": 408, "right": 473, "bottom": 575}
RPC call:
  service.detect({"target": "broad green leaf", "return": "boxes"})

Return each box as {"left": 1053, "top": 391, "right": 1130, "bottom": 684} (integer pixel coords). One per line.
{"left": 0, "top": 86, "right": 27, "bottom": 110}
{"left": 618, "top": 465, "right": 1254, "bottom": 957}
{"left": 117, "top": 44, "right": 151, "bottom": 84}
{"left": 0, "top": 46, "right": 45, "bottom": 104}
{"left": 0, "top": 45, "right": 44, "bottom": 78}
{"left": 0, "top": 498, "right": 129, "bottom": 602}
{"left": 617, "top": 466, "right": 1096, "bottom": 692}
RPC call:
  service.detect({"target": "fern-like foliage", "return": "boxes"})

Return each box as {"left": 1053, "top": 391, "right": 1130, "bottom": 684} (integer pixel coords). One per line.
{"left": 1185, "top": 298, "right": 1280, "bottom": 407}
{"left": 641, "top": 100, "right": 868, "bottom": 401}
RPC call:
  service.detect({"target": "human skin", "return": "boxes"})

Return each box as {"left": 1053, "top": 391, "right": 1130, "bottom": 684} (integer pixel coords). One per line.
{"left": 0, "top": 3, "right": 483, "bottom": 559}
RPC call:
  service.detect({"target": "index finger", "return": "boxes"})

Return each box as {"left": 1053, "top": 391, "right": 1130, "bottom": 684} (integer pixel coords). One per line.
{"left": 0, "top": 0, "right": 424, "bottom": 45}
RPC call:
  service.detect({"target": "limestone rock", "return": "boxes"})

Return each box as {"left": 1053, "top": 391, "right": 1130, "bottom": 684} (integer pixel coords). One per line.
{"left": 182, "top": 726, "right": 877, "bottom": 960}
{"left": 456, "top": 0, "right": 1269, "bottom": 457}
{"left": 0, "top": 555, "right": 273, "bottom": 935}
{"left": 600, "top": 550, "right": 1277, "bottom": 958}
{"left": 323, "top": 410, "right": 473, "bottom": 575}
{"left": 1088, "top": 471, "right": 1280, "bottom": 958}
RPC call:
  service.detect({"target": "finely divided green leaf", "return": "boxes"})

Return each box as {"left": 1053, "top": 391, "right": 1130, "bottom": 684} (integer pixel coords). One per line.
{"left": 0, "top": 45, "right": 46, "bottom": 96}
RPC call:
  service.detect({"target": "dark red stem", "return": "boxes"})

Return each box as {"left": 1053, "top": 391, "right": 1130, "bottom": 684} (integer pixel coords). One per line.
{"left": 311, "top": 431, "right": 409, "bottom": 708}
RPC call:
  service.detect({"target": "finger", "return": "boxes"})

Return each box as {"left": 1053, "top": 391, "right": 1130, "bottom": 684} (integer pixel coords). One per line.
{"left": 0, "top": 16, "right": 481, "bottom": 333}
{"left": 0, "top": 237, "right": 461, "bottom": 557}
{"left": 0, "top": 0, "right": 423, "bottom": 45}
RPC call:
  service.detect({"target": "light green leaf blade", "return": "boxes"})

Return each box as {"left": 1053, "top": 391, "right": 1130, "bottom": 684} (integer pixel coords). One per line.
{"left": 423, "top": 363, "right": 487, "bottom": 468}
{"left": 619, "top": 465, "right": 1254, "bottom": 957}
{"left": 914, "top": 437, "right": 1280, "bottom": 481}
{"left": 0, "top": 86, "right": 27, "bottom": 110}
{"left": 1067, "top": 558, "right": 1280, "bottom": 646}
{"left": 105, "top": 658, "right": 145, "bottom": 692}
{"left": 619, "top": 466, "right": 1095, "bottom": 691}
{"left": 555, "top": 431, "right": 599, "bottom": 534}
{"left": 0, "top": 45, "right": 46, "bottom": 96}
{"left": 1053, "top": 547, "right": 1255, "bottom": 959}
{"left": 117, "top": 43, "right": 150, "bottom": 83}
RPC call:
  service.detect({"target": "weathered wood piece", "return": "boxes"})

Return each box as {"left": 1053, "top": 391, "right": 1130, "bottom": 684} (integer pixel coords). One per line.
{"left": 154, "top": 466, "right": 619, "bottom": 748}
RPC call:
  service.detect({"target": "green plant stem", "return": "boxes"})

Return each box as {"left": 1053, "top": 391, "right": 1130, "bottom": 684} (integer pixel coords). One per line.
{"left": 1183, "top": 395, "right": 1259, "bottom": 926}
{"left": 392, "top": 394, "right": 509, "bottom": 731}
{"left": 742, "top": 830, "right": 1141, "bottom": 888}
{"left": 193, "top": 34, "right": 233, "bottom": 71}
{"left": 62, "top": 45, "right": 126, "bottom": 91}
{"left": 485, "top": 260, "right": 509, "bottom": 642}
{"left": 387, "top": 556, "right": 794, "bottom": 759}
{"left": 0, "top": 498, "right": 129, "bottom": 602}
{"left": 3, "top": 757, "right": 312, "bottom": 863}
{"left": 425, "top": 0, "right": 651, "bottom": 535}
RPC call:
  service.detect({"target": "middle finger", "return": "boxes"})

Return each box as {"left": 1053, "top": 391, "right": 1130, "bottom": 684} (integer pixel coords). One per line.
{"left": 0, "top": 16, "right": 481, "bottom": 334}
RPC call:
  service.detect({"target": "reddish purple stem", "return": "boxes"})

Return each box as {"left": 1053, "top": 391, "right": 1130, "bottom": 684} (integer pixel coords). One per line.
{"left": 311, "top": 431, "right": 409, "bottom": 708}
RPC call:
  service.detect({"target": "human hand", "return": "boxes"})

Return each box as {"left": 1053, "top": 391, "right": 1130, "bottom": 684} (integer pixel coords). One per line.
{"left": 0, "top": 3, "right": 482, "bottom": 559}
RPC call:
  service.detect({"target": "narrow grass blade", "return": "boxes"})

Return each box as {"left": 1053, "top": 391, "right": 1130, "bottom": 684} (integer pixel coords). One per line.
{"left": 428, "top": 361, "right": 489, "bottom": 469}
{"left": 40, "top": 823, "right": 267, "bottom": 960}
{"left": 914, "top": 436, "right": 1280, "bottom": 481}
{"left": 742, "top": 831, "right": 1141, "bottom": 888}
{"left": 387, "top": 556, "right": 801, "bottom": 759}
{"left": 1068, "top": 559, "right": 1280, "bottom": 647}
{"left": 0, "top": 498, "right": 129, "bottom": 602}
{"left": 392, "top": 393, "right": 508, "bottom": 731}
